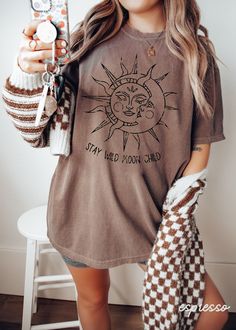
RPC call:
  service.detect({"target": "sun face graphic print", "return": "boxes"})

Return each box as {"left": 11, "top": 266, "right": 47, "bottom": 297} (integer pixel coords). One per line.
{"left": 82, "top": 54, "right": 178, "bottom": 151}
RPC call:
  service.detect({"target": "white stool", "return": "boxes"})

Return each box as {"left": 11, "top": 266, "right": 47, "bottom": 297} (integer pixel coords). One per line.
{"left": 17, "top": 204, "right": 81, "bottom": 330}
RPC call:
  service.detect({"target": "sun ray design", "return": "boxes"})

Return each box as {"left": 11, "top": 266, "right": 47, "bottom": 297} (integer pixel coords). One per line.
{"left": 120, "top": 58, "right": 129, "bottom": 75}
{"left": 91, "top": 76, "right": 110, "bottom": 94}
{"left": 105, "top": 120, "right": 124, "bottom": 141}
{"left": 82, "top": 54, "right": 179, "bottom": 151}
{"left": 85, "top": 105, "right": 106, "bottom": 113}
{"left": 91, "top": 119, "right": 111, "bottom": 133}
{"left": 131, "top": 54, "right": 138, "bottom": 74}
{"left": 158, "top": 120, "right": 169, "bottom": 128}
{"left": 83, "top": 95, "right": 110, "bottom": 103}
{"left": 133, "top": 134, "right": 141, "bottom": 149}
{"left": 148, "top": 128, "right": 160, "bottom": 143}
{"left": 123, "top": 131, "right": 129, "bottom": 151}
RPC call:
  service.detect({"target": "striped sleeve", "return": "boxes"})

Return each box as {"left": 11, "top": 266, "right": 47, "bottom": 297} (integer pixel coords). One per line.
{"left": 1, "top": 57, "right": 52, "bottom": 148}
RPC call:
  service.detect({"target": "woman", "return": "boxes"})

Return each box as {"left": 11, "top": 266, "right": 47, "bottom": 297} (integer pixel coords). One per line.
{"left": 2, "top": 0, "right": 228, "bottom": 329}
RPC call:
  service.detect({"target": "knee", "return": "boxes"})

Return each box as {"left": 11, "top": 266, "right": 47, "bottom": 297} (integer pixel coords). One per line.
{"left": 214, "top": 300, "right": 230, "bottom": 328}
{"left": 78, "top": 286, "right": 110, "bottom": 310}
{"left": 208, "top": 308, "right": 229, "bottom": 330}
{"left": 195, "top": 309, "right": 229, "bottom": 330}
{"left": 138, "top": 263, "right": 147, "bottom": 272}
{"left": 218, "top": 309, "right": 229, "bottom": 328}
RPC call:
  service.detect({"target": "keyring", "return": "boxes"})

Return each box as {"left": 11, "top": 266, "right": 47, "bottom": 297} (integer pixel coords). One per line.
{"left": 29, "top": 39, "right": 37, "bottom": 51}
{"left": 42, "top": 71, "right": 53, "bottom": 85}
{"left": 44, "top": 62, "right": 61, "bottom": 75}
{"left": 22, "top": 28, "right": 29, "bottom": 37}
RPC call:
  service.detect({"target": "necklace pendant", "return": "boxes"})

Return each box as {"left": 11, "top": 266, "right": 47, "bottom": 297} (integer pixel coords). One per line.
{"left": 147, "top": 46, "right": 156, "bottom": 56}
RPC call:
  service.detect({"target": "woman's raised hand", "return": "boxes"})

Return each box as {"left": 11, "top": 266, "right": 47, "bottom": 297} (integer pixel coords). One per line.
{"left": 18, "top": 20, "right": 67, "bottom": 74}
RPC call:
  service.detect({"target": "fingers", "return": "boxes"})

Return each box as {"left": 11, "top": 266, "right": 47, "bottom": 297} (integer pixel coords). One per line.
{"left": 19, "top": 47, "right": 66, "bottom": 63}
{"left": 23, "top": 48, "right": 66, "bottom": 61}
{"left": 23, "top": 19, "right": 45, "bottom": 38}
{"left": 19, "top": 60, "right": 46, "bottom": 73}
{"left": 21, "top": 38, "right": 67, "bottom": 51}
{"left": 18, "top": 47, "right": 67, "bottom": 73}
{"left": 19, "top": 20, "right": 68, "bottom": 74}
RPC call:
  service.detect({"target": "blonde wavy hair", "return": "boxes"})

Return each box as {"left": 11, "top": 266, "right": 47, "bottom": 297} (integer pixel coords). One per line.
{"left": 68, "top": 0, "right": 220, "bottom": 119}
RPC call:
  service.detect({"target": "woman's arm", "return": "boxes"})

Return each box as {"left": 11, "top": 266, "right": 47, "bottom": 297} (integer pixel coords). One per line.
{"left": 2, "top": 59, "right": 51, "bottom": 148}
{"left": 182, "top": 144, "right": 211, "bottom": 176}
{"left": 1, "top": 20, "right": 68, "bottom": 149}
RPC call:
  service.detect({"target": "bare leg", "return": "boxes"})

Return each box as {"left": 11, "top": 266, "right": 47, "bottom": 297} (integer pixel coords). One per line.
{"left": 138, "top": 262, "right": 147, "bottom": 272}
{"left": 138, "top": 264, "right": 229, "bottom": 330}
{"left": 194, "top": 271, "right": 229, "bottom": 330}
{"left": 66, "top": 264, "right": 112, "bottom": 330}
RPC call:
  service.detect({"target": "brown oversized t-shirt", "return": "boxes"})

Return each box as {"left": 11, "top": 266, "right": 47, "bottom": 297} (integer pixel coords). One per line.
{"left": 46, "top": 21, "right": 225, "bottom": 268}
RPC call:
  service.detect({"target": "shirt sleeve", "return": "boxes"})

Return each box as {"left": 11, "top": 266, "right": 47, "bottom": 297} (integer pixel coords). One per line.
{"left": 191, "top": 56, "right": 226, "bottom": 145}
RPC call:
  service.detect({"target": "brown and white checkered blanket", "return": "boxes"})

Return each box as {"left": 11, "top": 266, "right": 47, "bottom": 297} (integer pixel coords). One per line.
{"left": 48, "top": 81, "right": 76, "bottom": 156}
{"left": 142, "top": 168, "right": 208, "bottom": 330}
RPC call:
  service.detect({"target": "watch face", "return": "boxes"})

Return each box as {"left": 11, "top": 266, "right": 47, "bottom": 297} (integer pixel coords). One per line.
{"left": 36, "top": 21, "right": 57, "bottom": 43}
{"left": 31, "top": 0, "right": 52, "bottom": 12}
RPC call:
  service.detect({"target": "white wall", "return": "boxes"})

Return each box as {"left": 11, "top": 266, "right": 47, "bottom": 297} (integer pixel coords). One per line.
{"left": 0, "top": 0, "right": 235, "bottom": 311}
{"left": 195, "top": 0, "right": 236, "bottom": 311}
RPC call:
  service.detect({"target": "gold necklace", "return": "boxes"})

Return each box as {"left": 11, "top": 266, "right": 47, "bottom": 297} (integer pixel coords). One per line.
{"left": 127, "top": 21, "right": 165, "bottom": 57}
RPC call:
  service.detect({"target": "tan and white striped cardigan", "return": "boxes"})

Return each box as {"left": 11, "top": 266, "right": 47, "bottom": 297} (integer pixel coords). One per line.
{"left": 2, "top": 59, "right": 208, "bottom": 330}
{"left": 2, "top": 57, "right": 76, "bottom": 157}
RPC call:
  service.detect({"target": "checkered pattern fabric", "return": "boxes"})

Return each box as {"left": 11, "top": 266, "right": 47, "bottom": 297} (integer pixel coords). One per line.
{"left": 50, "top": 84, "right": 72, "bottom": 132}
{"left": 142, "top": 174, "right": 207, "bottom": 330}
{"left": 47, "top": 81, "right": 76, "bottom": 156}
{"left": 179, "top": 222, "right": 205, "bottom": 329}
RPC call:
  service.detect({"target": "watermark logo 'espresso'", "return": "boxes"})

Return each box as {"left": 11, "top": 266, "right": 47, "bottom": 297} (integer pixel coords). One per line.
{"left": 179, "top": 303, "right": 231, "bottom": 317}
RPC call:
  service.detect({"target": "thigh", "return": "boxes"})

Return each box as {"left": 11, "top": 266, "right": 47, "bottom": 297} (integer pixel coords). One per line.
{"left": 194, "top": 271, "right": 229, "bottom": 329}
{"left": 138, "top": 259, "right": 147, "bottom": 272}
{"left": 202, "top": 271, "right": 226, "bottom": 305}
{"left": 66, "top": 262, "right": 111, "bottom": 303}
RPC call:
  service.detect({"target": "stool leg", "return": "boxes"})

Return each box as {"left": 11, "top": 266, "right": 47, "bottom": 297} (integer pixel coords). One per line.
{"left": 74, "top": 283, "right": 78, "bottom": 312}
{"left": 73, "top": 284, "right": 82, "bottom": 329}
{"left": 32, "top": 243, "right": 40, "bottom": 314}
{"left": 22, "top": 239, "right": 37, "bottom": 330}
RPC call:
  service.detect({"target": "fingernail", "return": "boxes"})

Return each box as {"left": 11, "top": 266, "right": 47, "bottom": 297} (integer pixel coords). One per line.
{"left": 61, "top": 40, "right": 67, "bottom": 47}
{"left": 61, "top": 48, "right": 66, "bottom": 54}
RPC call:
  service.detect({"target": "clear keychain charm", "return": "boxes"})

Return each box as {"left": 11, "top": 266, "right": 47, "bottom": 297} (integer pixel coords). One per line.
{"left": 45, "top": 94, "right": 58, "bottom": 116}
{"left": 45, "top": 72, "right": 58, "bottom": 116}
{"left": 45, "top": 62, "right": 61, "bottom": 117}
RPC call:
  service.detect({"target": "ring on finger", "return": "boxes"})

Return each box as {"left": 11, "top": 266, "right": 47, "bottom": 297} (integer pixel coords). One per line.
{"left": 45, "top": 62, "right": 60, "bottom": 75}
{"left": 29, "top": 39, "right": 37, "bottom": 51}
{"left": 22, "top": 28, "right": 29, "bottom": 37}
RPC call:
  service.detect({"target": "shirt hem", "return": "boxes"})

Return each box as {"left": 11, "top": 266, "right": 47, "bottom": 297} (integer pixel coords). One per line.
{"left": 48, "top": 234, "right": 151, "bottom": 269}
